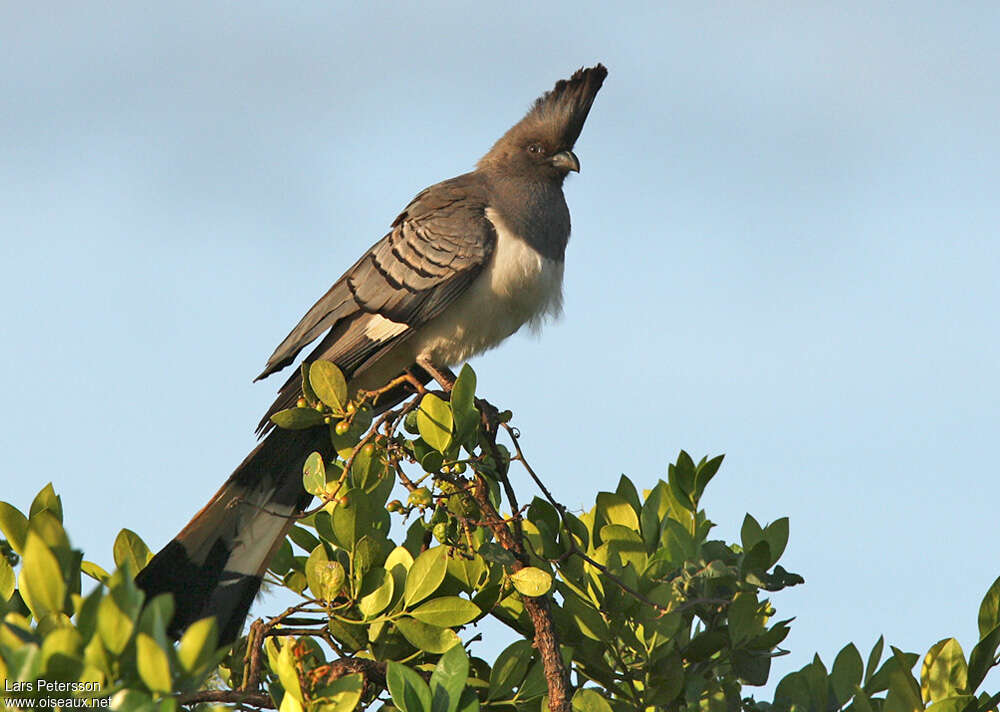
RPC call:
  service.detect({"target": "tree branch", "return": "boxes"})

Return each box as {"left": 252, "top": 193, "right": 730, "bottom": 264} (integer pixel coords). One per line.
{"left": 474, "top": 411, "right": 573, "bottom": 712}
{"left": 177, "top": 689, "right": 274, "bottom": 709}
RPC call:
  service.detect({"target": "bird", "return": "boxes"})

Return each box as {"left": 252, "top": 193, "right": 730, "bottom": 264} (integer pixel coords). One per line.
{"left": 135, "top": 63, "right": 608, "bottom": 644}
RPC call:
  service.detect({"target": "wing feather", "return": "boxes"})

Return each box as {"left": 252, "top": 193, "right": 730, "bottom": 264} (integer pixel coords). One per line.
{"left": 254, "top": 173, "right": 496, "bottom": 433}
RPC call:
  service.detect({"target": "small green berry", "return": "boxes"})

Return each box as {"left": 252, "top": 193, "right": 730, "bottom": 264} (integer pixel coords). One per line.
{"left": 408, "top": 487, "right": 432, "bottom": 507}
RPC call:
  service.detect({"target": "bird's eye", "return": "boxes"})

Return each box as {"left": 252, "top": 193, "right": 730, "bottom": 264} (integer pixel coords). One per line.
{"left": 527, "top": 143, "right": 544, "bottom": 154}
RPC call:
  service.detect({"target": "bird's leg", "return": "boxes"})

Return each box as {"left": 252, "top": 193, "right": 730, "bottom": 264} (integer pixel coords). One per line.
{"left": 359, "top": 371, "right": 427, "bottom": 404}
{"left": 415, "top": 355, "right": 457, "bottom": 392}
{"left": 476, "top": 397, "right": 501, "bottom": 435}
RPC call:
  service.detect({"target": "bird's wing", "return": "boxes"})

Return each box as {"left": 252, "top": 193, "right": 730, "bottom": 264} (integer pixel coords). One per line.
{"left": 254, "top": 175, "right": 495, "bottom": 421}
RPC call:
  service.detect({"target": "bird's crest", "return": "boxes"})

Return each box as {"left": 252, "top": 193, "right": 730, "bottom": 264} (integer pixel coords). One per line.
{"left": 482, "top": 64, "right": 608, "bottom": 163}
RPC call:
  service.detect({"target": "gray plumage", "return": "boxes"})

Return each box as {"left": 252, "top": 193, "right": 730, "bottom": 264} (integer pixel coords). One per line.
{"left": 136, "top": 63, "right": 608, "bottom": 642}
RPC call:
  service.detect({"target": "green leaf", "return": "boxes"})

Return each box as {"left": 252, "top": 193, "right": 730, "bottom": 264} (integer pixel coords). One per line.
{"left": 925, "top": 696, "right": 977, "bottom": 712}
{"left": 478, "top": 542, "right": 518, "bottom": 567}
{"left": 599, "top": 524, "right": 646, "bottom": 570}
{"left": 271, "top": 407, "right": 327, "bottom": 430}
{"left": 314, "top": 673, "right": 364, "bottom": 712}
{"left": 39, "top": 626, "right": 83, "bottom": 675}
{"left": 5, "top": 643, "right": 42, "bottom": 685}
{"left": 451, "top": 364, "right": 479, "bottom": 444}
{"left": 330, "top": 406, "right": 373, "bottom": 458}
{"left": 488, "top": 640, "right": 533, "bottom": 700}
{"left": 353, "top": 535, "right": 383, "bottom": 584}
{"left": 26, "top": 509, "right": 69, "bottom": 550}
{"left": 300, "top": 361, "right": 319, "bottom": 405}
{"left": 80, "top": 560, "right": 110, "bottom": 583}
{"left": 693, "top": 454, "right": 725, "bottom": 501}
{"left": 98, "top": 576, "right": 142, "bottom": 655}
{"left": 885, "top": 647, "right": 923, "bottom": 712}
{"left": 447, "top": 554, "right": 486, "bottom": 592}
{"left": 978, "top": 576, "right": 1000, "bottom": 639}
{"left": 358, "top": 568, "right": 394, "bottom": 618}
{"left": 113, "top": 529, "right": 152, "bottom": 573}
{"left": 332, "top": 489, "right": 375, "bottom": 552}
{"left": 326, "top": 617, "right": 368, "bottom": 653}
{"left": 561, "top": 591, "right": 609, "bottom": 641}
{"left": 671, "top": 451, "right": 697, "bottom": 498}
{"left": 19, "top": 532, "right": 66, "bottom": 619}
{"left": 921, "top": 638, "right": 968, "bottom": 703}
{"left": 29, "top": 483, "right": 63, "bottom": 522}
{"left": 595, "top": 492, "right": 639, "bottom": 536}
{"left": 74, "top": 586, "right": 102, "bottom": 645}
{"left": 763, "top": 517, "right": 790, "bottom": 566}
{"left": 420, "top": 450, "right": 445, "bottom": 474}
{"left": 138, "top": 591, "right": 173, "bottom": 645}
{"left": 686, "top": 630, "right": 728, "bottom": 662}
{"left": 106, "top": 690, "right": 156, "bottom": 712}
{"left": 853, "top": 687, "right": 876, "bottom": 712}
{"left": 310, "top": 360, "right": 349, "bottom": 412}
{"left": 528, "top": 498, "right": 560, "bottom": 534}
{"left": 268, "top": 539, "right": 294, "bottom": 576}
{"left": 177, "top": 616, "right": 219, "bottom": 674}
{"left": 517, "top": 657, "right": 549, "bottom": 701}
{"left": 510, "top": 567, "right": 552, "bottom": 597}
{"left": 303, "top": 451, "right": 328, "bottom": 496}
{"left": 289, "top": 524, "right": 321, "bottom": 552}
{"left": 830, "top": 643, "right": 864, "bottom": 704}
{"left": 0, "top": 502, "right": 28, "bottom": 555}
{"left": 572, "top": 688, "right": 614, "bottom": 712}
{"left": 0, "top": 558, "right": 15, "bottom": 600}
{"left": 306, "top": 546, "right": 346, "bottom": 601}
{"left": 647, "top": 652, "right": 685, "bottom": 705}
{"left": 386, "top": 545, "right": 415, "bottom": 572}
{"left": 417, "top": 393, "right": 453, "bottom": 453}
{"left": 775, "top": 670, "right": 813, "bottom": 711}
{"left": 387, "top": 660, "right": 433, "bottom": 712}
{"left": 968, "top": 624, "right": 1000, "bottom": 692}
{"left": 869, "top": 649, "right": 920, "bottom": 694}
{"left": 866, "top": 636, "right": 885, "bottom": 686}
{"left": 742, "top": 541, "right": 772, "bottom": 575}
{"left": 404, "top": 547, "right": 448, "bottom": 607}
{"left": 351, "top": 444, "right": 385, "bottom": 491}
{"left": 733, "top": 649, "right": 771, "bottom": 687}
{"left": 728, "top": 592, "right": 763, "bottom": 645}
{"left": 614, "top": 475, "right": 641, "bottom": 516}
{"left": 430, "top": 643, "right": 470, "bottom": 712}
{"left": 396, "top": 615, "right": 461, "bottom": 653}
{"left": 136, "top": 632, "right": 172, "bottom": 694}
{"left": 275, "top": 637, "right": 304, "bottom": 704}
{"left": 410, "top": 596, "right": 481, "bottom": 627}
{"left": 741, "top": 514, "right": 765, "bottom": 551}
{"left": 454, "top": 689, "right": 480, "bottom": 712}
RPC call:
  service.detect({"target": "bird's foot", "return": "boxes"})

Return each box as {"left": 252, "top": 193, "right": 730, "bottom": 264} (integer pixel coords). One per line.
{"left": 359, "top": 371, "right": 427, "bottom": 404}
{"left": 476, "top": 397, "right": 501, "bottom": 434}
{"left": 415, "top": 355, "right": 457, "bottom": 392}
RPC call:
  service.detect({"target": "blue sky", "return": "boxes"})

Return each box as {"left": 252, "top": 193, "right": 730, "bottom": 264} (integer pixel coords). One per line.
{"left": 2, "top": 2, "right": 998, "bottom": 695}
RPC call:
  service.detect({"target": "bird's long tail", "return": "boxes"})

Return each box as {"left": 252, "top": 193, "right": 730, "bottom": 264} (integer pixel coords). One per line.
{"left": 135, "top": 426, "right": 331, "bottom": 643}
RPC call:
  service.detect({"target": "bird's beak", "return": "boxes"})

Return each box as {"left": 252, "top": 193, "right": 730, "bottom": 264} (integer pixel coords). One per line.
{"left": 550, "top": 150, "right": 580, "bottom": 173}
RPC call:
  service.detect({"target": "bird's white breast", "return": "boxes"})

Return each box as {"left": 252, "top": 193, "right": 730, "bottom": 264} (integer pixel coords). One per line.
{"left": 405, "top": 207, "right": 564, "bottom": 366}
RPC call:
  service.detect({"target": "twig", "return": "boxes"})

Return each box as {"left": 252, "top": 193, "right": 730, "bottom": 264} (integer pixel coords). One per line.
{"left": 473, "top": 412, "right": 572, "bottom": 712}
{"left": 242, "top": 602, "right": 317, "bottom": 693}
{"left": 176, "top": 689, "right": 274, "bottom": 709}
{"left": 503, "top": 422, "right": 674, "bottom": 616}
{"left": 297, "top": 405, "right": 405, "bottom": 518}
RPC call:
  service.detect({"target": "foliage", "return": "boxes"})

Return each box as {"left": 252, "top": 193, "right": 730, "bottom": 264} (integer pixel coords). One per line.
{"left": 0, "top": 363, "right": 997, "bottom": 712}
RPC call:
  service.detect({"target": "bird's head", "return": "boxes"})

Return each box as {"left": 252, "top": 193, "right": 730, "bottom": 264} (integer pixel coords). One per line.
{"left": 478, "top": 64, "right": 608, "bottom": 183}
